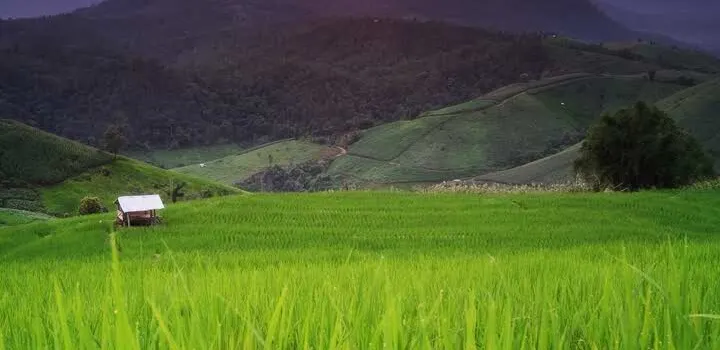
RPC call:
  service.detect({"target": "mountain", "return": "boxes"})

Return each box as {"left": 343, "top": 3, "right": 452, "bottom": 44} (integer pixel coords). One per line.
{"left": 595, "top": 0, "right": 720, "bottom": 55}
{"left": 2, "top": 15, "right": 708, "bottom": 151}
{"left": 0, "top": 0, "right": 100, "bottom": 19}
{"left": 0, "top": 1, "right": 712, "bottom": 153}
{"left": 1, "top": 19, "right": 555, "bottom": 149}
{"left": 2, "top": 0, "right": 635, "bottom": 60}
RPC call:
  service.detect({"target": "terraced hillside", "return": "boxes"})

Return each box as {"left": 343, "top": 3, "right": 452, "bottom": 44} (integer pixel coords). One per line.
{"left": 603, "top": 42, "right": 720, "bottom": 74}
{"left": 328, "top": 74, "right": 687, "bottom": 186}
{"left": 174, "top": 140, "right": 337, "bottom": 185}
{"left": 0, "top": 208, "right": 51, "bottom": 228}
{"left": 127, "top": 144, "right": 244, "bottom": 169}
{"left": 0, "top": 120, "right": 238, "bottom": 216}
{"left": 476, "top": 78, "right": 720, "bottom": 185}
{"left": 659, "top": 79, "right": 720, "bottom": 166}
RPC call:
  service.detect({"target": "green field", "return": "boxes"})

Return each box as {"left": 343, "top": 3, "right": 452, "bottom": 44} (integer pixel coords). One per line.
{"left": 174, "top": 140, "right": 334, "bottom": 185}
{"left": 127, "top": 144, "right": 245, "bottom": 169}
{"left": 1, "top": 189, "right": 720, "bottom": 348}
{"left": 329, "top": 75, "right": 686, "bottom": 186}
{"left": 0, "top": 120, "right": 238, "bottom": 216}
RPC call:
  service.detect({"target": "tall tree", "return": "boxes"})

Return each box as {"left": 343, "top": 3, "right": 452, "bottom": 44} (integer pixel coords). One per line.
{"left": 575, "top": 101, "right": 714, "bottom": 191}
{"left": 103, "top": 124, "right": 126, "bottom": 158}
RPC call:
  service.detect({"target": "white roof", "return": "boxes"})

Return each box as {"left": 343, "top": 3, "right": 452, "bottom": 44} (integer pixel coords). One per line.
{"left": 116, "top": 195, "right": 165, "bottom": 213}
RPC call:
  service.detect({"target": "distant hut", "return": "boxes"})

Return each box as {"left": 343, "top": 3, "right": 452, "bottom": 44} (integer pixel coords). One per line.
{"left": 115, "top": 195, "right": 165, "bottom": 227}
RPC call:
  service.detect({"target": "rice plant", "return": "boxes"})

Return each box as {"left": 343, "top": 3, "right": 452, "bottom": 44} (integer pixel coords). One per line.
{"left": 1, "top": 190, "right": 719, "bottom": 348}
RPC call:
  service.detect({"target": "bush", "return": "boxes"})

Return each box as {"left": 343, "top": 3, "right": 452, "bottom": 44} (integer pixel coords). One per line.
{"left": 78, "top": 196, "right": 106, "bottom": 215}
{"left": 575, "top": 101, "right": 715, "bottom": 191}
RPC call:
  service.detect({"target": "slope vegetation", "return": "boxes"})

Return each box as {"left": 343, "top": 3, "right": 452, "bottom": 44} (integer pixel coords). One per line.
{"left": 173, "top": 140, "right": 336, "bottom": 185}
{"left": 0, "top": 120, "right": 238, "bottom": 216}
{"left": 328, "top": 75, "right": 686, "bottom": 185}
{"left": 477, "top": 78, "right": 720, "bottom": 185}
{"left": 658, "top": 79, "right": 720, "bottom": 166}
{"left": 1, "top": 15, "right": 682, "bottom": 149}
{"left": 0, "top": 208, "right": 51, "bottom": 228}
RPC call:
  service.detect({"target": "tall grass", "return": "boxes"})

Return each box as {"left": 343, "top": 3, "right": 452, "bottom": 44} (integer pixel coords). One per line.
{"left": 1, "top": 191, "right": 720, "bottom": 348}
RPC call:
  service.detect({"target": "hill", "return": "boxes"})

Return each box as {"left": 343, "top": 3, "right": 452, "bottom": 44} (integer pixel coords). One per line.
{"left": 0, "top": 120, "right": 238, "bottom": 216}
{"left": 1, "top": 189, "right": 720, "bottom": 347}
{"left": 327, "top": 74, "right": 687, "bottom": 186}
{"left": 127, "top": 144, "right": 245, "bottom": 169}
{"left": 474, "top": 142, "right": 583, "bottom": 185}
{"left": 658, "top": 78, "right": 720, "bottom": 166}
{"left": 473, "top": 78, "right": 720, "bottom": 185}
{"left": 0, "top": 208, "right": 51, "bottom": 227}
{"left": 596, "top": 0, "right": 720, "bottom": 55}
{"left": 173, "top": 140, "right": 336, "bottom": 185}
{"left": 603, "top": 42, "right": 720, "bottom": 73}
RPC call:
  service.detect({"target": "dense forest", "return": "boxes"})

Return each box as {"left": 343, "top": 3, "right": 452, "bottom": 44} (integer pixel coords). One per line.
{"left": 0, "top": 6, "right": 707, "bottom": 149}
{"left": 1, "top": 18, "right": 555, "bottom": 148}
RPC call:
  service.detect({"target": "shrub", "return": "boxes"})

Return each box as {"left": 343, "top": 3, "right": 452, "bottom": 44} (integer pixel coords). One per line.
{"left": 575, "top": 101, "right": 715, "bottom": 191}
{"left": 78, "top": 196, "right": 106, "bottom": 215}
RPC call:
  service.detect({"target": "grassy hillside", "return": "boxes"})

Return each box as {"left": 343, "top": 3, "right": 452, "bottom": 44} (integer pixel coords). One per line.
{"left": 475, "top": 78, "right": 720, "bottom": 185}
{"left": 0, "top": 120, "right": 238, "bottom": 216}
{"left": 658, "top": 79, "right": 720, "bottom": 166}
{"left": 604, "top": 42, "right": 720, "bottom": 73}
{"left": 475, "top": 143, "right": 582, "bottom": 184}
{"left": 0, "top": 208, "right": 51, "bottom": 228}
{"left": 126, "top": 144, "right": 244, "bottom": 169}
{"left": 0, "top": 119, "right": 113, "bottom": 186}
{"left": 40, "top": 158, "right": 239, "bottom": 216}
{"left": 329, "top": 75, "right": 686, "bottom": 186}
{"left": 174, "top": 140, "right": 335, "bottom": 185}
{"left": 1, "top": 189, "right": 720, "bottom": 347}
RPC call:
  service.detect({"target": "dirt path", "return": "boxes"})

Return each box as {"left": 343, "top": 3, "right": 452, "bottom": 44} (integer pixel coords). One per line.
{"left": 335, "top": 146, "right": 347, "bottom": 158}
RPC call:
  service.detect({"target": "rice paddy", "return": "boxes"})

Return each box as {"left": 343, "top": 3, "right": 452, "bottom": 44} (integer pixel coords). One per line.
{"left": 1, "top": 189, "right": 720, "bottom": 349}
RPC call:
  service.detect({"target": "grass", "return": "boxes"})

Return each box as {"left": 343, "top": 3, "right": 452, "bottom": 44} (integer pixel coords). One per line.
{"left": 329, "top": 75, "right": 686, "bottom": 185}
{"left": 0, "top": 119, "right": 112, "bottom": 185}
{"left": 657, "top": 78, "right": 720, "bottom": 166}
{"left": 480, "top": 78, "right": 720, "bottom": 186}
{"left": 475, "top": 143, "right": 582, "bottom": 185}
{"left": 173, "top": 140, "right": 334, "bottom": 185}
{"left": 40, "top": 158, "right": 239, "bottom": 216}
{"left": 127, "top": 144, "right": 245, "bottom": 169}
{"left": 0, "top": 120, "right": 238, "bottom": 216}
{"left": 0, "top": 208, "right": 51, "bottom": 227}
{"left": 1, "top": 189, "right": 720, "bottom": 348}
{"left": 603, "top": 42, "right": 720, "bottom": 73}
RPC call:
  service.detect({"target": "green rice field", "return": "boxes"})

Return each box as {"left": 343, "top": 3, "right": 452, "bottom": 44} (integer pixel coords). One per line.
{"left": 1, "top": 189, "right": 720, "bottom": 348}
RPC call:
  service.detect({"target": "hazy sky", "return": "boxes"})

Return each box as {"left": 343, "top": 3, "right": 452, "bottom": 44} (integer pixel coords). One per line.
{"left": 595, "top": 0, "right": 720, "bottom": 14}
{"left": 0, "top": 0, "right": 100, "bottom": 18}
{"left": 1, "top": 0, "right": 717, "bottom": 20}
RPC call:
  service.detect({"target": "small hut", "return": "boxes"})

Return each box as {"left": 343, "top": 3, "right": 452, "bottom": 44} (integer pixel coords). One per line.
{"left": 115, "top": 195, "right": 165, "bottom": 227}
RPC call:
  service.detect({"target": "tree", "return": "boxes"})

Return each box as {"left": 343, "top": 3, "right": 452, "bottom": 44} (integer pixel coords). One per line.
{"left": 171, "top": 181, "right": 186, "bottom": 203}
{"left": 103, "top": 124, "right": 126, "bottom": 158}
{"left": 79, "top": 196, "right": 106, "bottom": 215}
{"left": 575, "top": 102, "right": 714, "bottom": 191}
{"left": 647, "top": 70, "right": 657, "bottom": 82}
